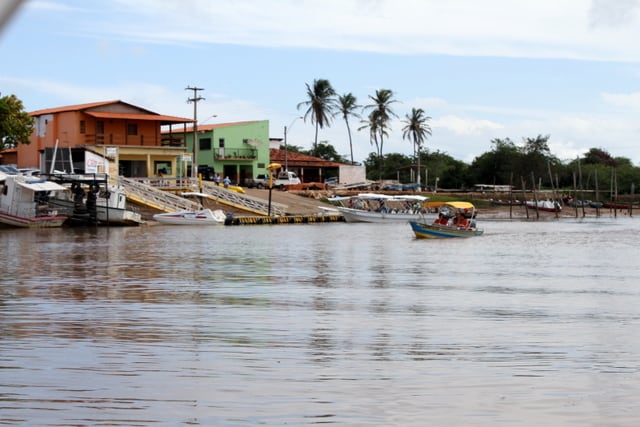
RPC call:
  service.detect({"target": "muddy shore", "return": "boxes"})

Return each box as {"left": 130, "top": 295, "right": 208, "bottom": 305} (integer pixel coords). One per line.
{"left": 235, "top": 189, "right": 635, "bottom": 220}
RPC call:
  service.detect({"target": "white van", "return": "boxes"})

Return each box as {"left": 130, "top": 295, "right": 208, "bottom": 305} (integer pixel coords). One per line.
{"left": 274, "top": 170, "right": 301, "bottom": 188}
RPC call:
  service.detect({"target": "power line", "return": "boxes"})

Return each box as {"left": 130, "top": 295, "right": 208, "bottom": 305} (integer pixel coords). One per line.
{"left": 185, "top": 86, "right": 205, "bottom": 179}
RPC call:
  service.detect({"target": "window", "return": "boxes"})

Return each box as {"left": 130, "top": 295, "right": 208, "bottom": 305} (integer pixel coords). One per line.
{"left": 80, "top": 120, "right": 86, "bottom": 134}
{"left": 218, "top": 138, "right": 225, "bottom": 148}
{"left": 154, "top": 161, "right": 171, "bottom": 176}
{"left": 96, "top": 121, "right": 104, "bottom": 134}
{"left": 199, "top": 137, "right": 211, "bottom": 150}
{"left": 127, "top": 123, "right": 138, "bottom": 136}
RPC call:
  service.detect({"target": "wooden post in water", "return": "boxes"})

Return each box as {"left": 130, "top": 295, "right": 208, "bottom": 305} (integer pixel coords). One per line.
{"left": 630, "top": 183, "right": 634, "bottom": 217}
{"left": 577, "top": 156, "right": 586, "bottom": 217}
{"left": 572, "top": 171, "right": 579, "bottom": 218}
{"left": 547, "top": 160, "right": 560, "bottom": 219}
{"left": 611, "top": 167, "right": 617, "bottom": 218}
{"left": 531, "top": 172, "right": 540, "bottom": 219}
{"left": 521, "top": 176, "right": 529, "bottom": 219}
{"left": 509, "top": 172, "right": 514, "bottom": 219}
{"left": 594, "top": 168, "right": 600, "bottom": 217}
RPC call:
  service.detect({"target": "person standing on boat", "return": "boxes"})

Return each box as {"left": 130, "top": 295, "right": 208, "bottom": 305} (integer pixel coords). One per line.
{"left": 223, "top": 176, "right": 230, "bottom": 188}
{"left": 214, "top": 173, "right": 221, "bottom": 186}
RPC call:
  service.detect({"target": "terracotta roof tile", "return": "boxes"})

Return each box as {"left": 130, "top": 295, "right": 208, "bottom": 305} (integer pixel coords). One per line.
{"left": 269, "top": 148, "right": 345, "bottom": 167}
{"left": 29, "top": 100, "right": 157, "bottom": 116}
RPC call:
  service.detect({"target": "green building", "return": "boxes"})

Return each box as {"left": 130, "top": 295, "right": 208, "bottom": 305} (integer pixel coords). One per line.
{"left": 166, "top": 120, "right": 270, "bottom": 183}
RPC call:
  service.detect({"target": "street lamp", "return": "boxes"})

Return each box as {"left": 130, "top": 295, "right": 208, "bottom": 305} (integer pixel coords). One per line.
{"left": 284, "top": 116, "right": 302, "bottom": 172}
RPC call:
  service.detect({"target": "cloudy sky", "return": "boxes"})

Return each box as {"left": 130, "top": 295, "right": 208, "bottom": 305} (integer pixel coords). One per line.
{"left": 1, "top": 0, "right": 640, "bottom": 165}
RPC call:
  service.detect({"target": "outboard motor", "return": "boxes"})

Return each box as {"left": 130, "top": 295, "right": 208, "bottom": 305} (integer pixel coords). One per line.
{"left": 224, "top": 212, "right": 234, "bottom": 225}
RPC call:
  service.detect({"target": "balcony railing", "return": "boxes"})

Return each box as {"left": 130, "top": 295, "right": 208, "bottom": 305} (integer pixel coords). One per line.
{"left": 214, "top": 147, "right": 257, "bottom": 160}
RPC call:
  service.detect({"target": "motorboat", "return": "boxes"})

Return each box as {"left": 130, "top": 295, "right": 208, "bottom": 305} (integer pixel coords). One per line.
{"left": 48, "top": 177, "right": 143, "bottom": 226}
{"left": 409, "top": 201, "right": 484, "bottom": 239}
{"left": 153, "top": 208, "right": 227, "bottom": 225}
{"left": 329, "top": 193, "right": 433, "bottom": 223}
{"left": 0, "top": 171, "right": 68, "bottom": 228}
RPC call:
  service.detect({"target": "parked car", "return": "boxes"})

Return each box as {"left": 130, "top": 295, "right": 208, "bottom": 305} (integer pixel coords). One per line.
{"left": 243, "top": 174, "right": 269, "bottom": 189}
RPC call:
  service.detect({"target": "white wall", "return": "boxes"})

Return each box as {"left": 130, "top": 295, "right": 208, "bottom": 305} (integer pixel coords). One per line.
{"left": 338, "top": 164, "right": 366, "bottom": 184}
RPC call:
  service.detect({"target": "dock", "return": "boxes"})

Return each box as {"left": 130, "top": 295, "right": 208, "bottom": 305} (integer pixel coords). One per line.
{"left": 226, "top": 214, "right": 344, "bottom": 225}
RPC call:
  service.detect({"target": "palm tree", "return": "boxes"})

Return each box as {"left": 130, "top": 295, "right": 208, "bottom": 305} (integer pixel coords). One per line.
{"left": 296, "top": 79, "right": 337, "bottom": 157}
{"left": 335, "top": 93, "right": 360, "bottom": 164}
{"left": 402, "top": 107, "right": 432, "bottom": 187}
{"left": 358, "top": 109, "right": 388, "bottom": 180}
{"left": 362, "top": 89, "right": 398, "bottom": 179}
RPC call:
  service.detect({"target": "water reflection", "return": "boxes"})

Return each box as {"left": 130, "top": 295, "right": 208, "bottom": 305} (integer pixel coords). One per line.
{"left": 1, "top": 219, "right": 640, "bottom": 425}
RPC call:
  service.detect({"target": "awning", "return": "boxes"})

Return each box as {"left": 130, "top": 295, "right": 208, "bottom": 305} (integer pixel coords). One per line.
{"left": 16, "top": 178, "right": 67, "bottom": 192}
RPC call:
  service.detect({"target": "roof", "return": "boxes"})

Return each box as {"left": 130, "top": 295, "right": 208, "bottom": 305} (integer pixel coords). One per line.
{"left": 13, "top": 176, "right": 67, "bottom": 192}
{"left": 269, "top": 148, "right": 345, "bottom": 168}
{"left": 29, "top": 100, "right": 138, "bottom": 116}
{"left": 424, "top": 201, "right": 477, "bottom": 210}
{"left": 85, "top": 111, "right": 193, "bottom": 125}
{"left": 29, "top": 100, "right": 192, "bottom": 125}
{"left": 162, "top": 121, "right": 261, "bottom": 134}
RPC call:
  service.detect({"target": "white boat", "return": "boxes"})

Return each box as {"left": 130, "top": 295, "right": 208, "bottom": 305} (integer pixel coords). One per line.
{"left": 48, "top": 176, "right": 143, "bottom": 226}
{"left": 329, "top": 193, "right": 434, "bottom": 223}
{"left": 525, "top": 199, "right": 562, "bottom": 212}
{"left": 153, "top": 208, "right": 227, "bottom": 225}
{"left": 0, "top": 171, "right": 68, "bottom": 228}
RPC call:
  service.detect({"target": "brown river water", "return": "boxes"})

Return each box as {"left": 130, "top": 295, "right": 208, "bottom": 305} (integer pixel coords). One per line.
{"left": 1, "top": 218, "right": 639, "bottom": 426}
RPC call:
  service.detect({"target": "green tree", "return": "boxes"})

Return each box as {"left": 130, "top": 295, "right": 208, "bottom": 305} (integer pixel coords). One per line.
{"left": 361, "top": 89, "right": 398, "bottom": 180}
{"left": 362, "top": 152, "right": 412, "bottom": 182}
{"left": 0, "top": 94, "right": 34, "bottom": 151}
{"left": 582, "top": 147, "right": 616, "bottom": 166}
{"left": 358, "top": 110, "right": 386, "bottom": 178}
{"left": 401, "top": 107, "right": 431, "bottom": 186}
{"left": 468, "top": 138, "right": 519, "bottom": 186}
{"left": 335, "top": 93, "right": 360, "bottom": 164}
{"left": 297, "top": 78, "right": 337, "bottom": 157}
{"left": 308, "top": 141, "right": 349, "bottom": 163}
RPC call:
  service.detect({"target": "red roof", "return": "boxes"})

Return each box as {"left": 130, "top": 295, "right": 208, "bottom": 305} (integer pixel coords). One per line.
{"left": 29, "top": 100, "right": 192, "bottom": 124}
{"left": 269, "top": 148, "right": 345, "bottom": 167}
{"left": 30, "top": 100, "right": 136, "bottom": 116}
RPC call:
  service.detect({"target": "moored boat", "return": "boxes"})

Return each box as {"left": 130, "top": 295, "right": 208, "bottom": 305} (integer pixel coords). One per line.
{"left": 48, "top": 177, "right": 143, "bottom": 226}
{"left": 330, "top": 193, "right": 433, "bottom": 223}
{"left": 409, "top": 201, "right": 484, "bottom": 239}
{"left": 0, "top": 171, "right": 68, "bottom": 228}
{"left": 153, "top": 208, "right": 227, "bottom": 225}
{"left": 525, "top": 199, "right": 562, "bottom": 212}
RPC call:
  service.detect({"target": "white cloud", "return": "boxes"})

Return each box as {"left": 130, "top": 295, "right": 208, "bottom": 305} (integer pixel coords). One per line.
{"left": 78, "top": 0, "right": 640, "bottom": 61}
{"left": 433, "top": 115, "right": 504, "bottom": 135}
{"left": 602, "top": 91, "right": 640, "bottom": 110}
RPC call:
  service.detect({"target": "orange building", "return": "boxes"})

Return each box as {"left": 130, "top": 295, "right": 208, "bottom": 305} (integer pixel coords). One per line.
{"left": 20, "top": 100, "right": 193, "bottom": 178}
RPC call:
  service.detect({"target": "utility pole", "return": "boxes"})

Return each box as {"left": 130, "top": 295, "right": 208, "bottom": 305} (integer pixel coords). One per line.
{"left": 185, "top": 86, "right": 205, "bottom": 179}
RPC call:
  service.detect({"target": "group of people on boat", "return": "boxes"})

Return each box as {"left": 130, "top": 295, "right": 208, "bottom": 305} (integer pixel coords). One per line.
{"left": 433, "top": 207, "right": 474, "bottom": 229}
